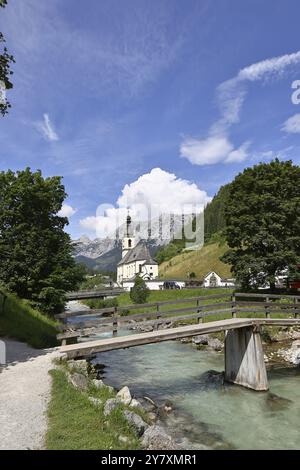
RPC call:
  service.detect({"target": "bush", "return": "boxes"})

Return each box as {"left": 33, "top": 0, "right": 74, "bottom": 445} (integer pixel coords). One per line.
{"left": 129, "top": 276, "right": 150, "bottom": 304}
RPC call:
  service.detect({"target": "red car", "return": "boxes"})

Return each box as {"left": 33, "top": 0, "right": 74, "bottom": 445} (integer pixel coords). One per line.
{"left": 290, "top": 265, "right": 300, "bottom": 289}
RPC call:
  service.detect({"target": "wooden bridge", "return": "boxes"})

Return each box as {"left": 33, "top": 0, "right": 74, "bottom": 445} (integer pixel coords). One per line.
{"left": 59, "top": 292, "right": 300, "bottom": 392}
{"left": 65, "top": 288, "right": 124, "bottom": 301}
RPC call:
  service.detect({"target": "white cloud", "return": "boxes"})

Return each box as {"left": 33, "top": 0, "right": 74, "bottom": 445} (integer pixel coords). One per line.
{"left": 58, "top": 204, "right": 77, "bottom": 218}
{"left": 80, "top": 168, "right": 211, "bottom": 237}
{"left": 281, "top": 114, "right": 300, "bottom": 134}
{"left": 35, "top": 113, "right": 59, "bottom": 141}
{"left": 181, "top": 50, "right": 300, "bottom": 166}
{"left": 180, "top": 134, "right": 250, "bottom": 166}
{"left": 180, "top": 135, "right": 233, "bottom": 165}
{"left": 226, "top": 142, "right": 251, "bottom": 163}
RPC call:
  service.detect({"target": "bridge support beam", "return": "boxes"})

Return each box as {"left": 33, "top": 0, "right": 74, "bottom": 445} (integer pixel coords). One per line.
{"left": 224, "top": 326, "right": 268, "bottom": 391}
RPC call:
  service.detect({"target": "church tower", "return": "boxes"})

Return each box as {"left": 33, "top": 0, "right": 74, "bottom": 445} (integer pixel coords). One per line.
{"left": 122, "top": 213, "right": 135, "bottom": 258}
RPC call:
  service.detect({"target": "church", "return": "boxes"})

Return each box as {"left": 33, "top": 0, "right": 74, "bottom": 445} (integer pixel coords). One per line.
{"left": 117, "top": 214, "right": 158, "bottom": 285}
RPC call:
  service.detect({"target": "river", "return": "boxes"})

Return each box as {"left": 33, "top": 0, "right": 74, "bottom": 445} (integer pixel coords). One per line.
{"left": 67, "top": 302, "right": 300, "bottom": 450}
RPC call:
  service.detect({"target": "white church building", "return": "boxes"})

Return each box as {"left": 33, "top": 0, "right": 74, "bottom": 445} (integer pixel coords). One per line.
{"left": 117, "top": 214, "right": 159, "bottom": 285}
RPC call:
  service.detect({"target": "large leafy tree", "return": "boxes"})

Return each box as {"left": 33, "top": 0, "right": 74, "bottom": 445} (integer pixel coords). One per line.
{"left": 0, "top": 0, "right": 15, "bottom": 116}
{"left": 221, "top": 159, "right": 300, "bottom": 290}
{"left": 0, "top": 168, "right": 84, "bottom": 313}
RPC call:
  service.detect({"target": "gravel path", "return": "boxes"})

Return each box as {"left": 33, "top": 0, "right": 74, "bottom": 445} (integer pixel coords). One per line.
{"left": 0, "top": 338, "right": 60, "bottom": 450}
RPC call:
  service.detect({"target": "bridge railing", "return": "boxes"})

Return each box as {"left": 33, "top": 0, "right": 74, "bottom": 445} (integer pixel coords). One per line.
{"left": 57, "top": 291, "right": 300, "bottom": 344}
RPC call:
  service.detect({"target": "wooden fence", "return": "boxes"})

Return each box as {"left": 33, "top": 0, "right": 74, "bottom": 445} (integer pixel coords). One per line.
{"left": 57, "top": 291, "right": 300, "bottom": 345}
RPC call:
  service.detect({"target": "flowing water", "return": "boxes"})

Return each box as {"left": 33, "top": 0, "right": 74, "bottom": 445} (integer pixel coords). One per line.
{"left": 92, "top": 337, "right": 300, "bottom": 449}
{"left": 67, "top": 302, "right": 300, "bottom": 450}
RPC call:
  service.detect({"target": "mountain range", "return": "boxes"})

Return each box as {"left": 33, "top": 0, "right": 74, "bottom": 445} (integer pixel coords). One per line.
{"left": 72, "top": 214, "right": 194, "bottom": 272}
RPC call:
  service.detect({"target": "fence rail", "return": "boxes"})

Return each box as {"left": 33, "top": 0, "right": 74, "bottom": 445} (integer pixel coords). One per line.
{"left": 57, "top": 291, "right": 300, "bottom": 344}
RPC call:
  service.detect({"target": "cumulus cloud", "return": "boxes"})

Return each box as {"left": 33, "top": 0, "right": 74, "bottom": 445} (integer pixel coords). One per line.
{"left": 35, "top": 113, "right": 59, "bottom": 141}
{"left": 281, "top": 113, "right": 300, "bottom": 134}
{"left": 80, "top": 168, "right": 211, "bottom": 237}
{"left": 58, "top": 204, "right": 77, "bottom": 218}
{"left": 181, "top": 50, "right": 300, "bottom": 166}
{"left": 180, "top": 135, "right": 250, "bottom": 165}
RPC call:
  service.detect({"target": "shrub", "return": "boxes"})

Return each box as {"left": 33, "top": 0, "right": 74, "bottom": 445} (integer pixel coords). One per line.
{"left": 129, "top": 276, "right": 150, "bottom": 304}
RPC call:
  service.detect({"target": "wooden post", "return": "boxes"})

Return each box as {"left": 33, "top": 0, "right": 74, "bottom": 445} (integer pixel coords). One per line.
{"left": 294, "top": 298, "right": 298, "bottom": 319}
{"left": 197, "top": 299, "right": 203, "bottom": 323}
{"left": 112, "top": 307, "right": 118, "bottom": 337}
{"left": 156, "top": 303, "right": 161, "bottom": 319}
{"left": 224, "top": 325, "right": 268, "bottom": 391}
{"left": 231, "top": 294, "right": 236, "bottom": 318}
{"left": 265, "top": 296, "right": 270, "bottom": 318}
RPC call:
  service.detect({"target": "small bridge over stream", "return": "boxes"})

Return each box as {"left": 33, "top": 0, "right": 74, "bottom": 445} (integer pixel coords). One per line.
{"left": 59, "top": 292, "right": 300, "bottom": 392}
{"left": 65, "top": 288, "right": 124, "bottom": 301}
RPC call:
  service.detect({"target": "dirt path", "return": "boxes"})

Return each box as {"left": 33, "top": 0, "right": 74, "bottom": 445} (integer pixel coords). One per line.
{"left": 0, "top": 338, "right": 60, "bottom": 450}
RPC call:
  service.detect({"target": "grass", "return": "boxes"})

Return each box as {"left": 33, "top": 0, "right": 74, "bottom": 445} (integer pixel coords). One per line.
{"left": 117, "top": 287, "right": 234, "bottom": 315}
{"left": 159, "top": 240, "right": 232, "bottom": 279}
{"left": 0, "top": 290, "right": 59, "bottom": 348}
{"left": 46, "top": 368, "right": 143, "bottom": 450}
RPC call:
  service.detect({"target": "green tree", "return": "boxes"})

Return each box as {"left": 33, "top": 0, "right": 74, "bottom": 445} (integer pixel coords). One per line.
{"left": 221, "top": 159, "right": 300, "bottom": 290}
{"left": 0, "top": 168, "right": 84, "bottom": 313}
{"left": 204, "top": 183, "right": 231, "bottom": 242}
{"left": 129, "top": 275, "right": 150, "bottom": 304}
{"left": 0, "top": 0, "right": 15, "bottom": 116}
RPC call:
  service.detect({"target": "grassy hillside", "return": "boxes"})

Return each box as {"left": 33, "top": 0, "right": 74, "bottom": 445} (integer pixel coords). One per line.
{"left": 0, "top": 289, "right": 59, "bottom": 348}
{"left": 158, "top": 240, "right": 232, "bottom": 280}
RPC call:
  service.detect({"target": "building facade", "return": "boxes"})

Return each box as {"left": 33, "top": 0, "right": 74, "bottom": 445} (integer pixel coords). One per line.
{"left": 117, "top": 215, "right": 159, "bottom": 285}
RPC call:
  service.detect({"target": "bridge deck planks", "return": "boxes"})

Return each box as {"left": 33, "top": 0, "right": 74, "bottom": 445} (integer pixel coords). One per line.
{"left": 60, "top": 317, "right": 300, "bottom": 359}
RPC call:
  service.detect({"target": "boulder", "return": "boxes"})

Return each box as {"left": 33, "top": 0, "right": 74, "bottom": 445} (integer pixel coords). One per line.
{"left": 68, "top": 372, "right": 88, "bottom": 391}
{"left": 116, "top": 386, "right": 132, "bottom": 405}
{"left": 88, "top": 397, "right": 103, "bottom": 407}
{"left": 104, "top": 398, "right": 121, "bottom": 416}
{"left": 278, "top": 340, "right": 300, "bottom": 364}
{"left": 142, "top": 425, "right": 180, "bottom": 450}
{"left": 266, "top": 392, "right": 293, "bottom": 412}
{"left": 92, "top": 379, "right": 105, "bottom": 389}
{"left": 130, "top": 398, "right": 143, "bottom": 409}
{"left": 200, "top": 370, "right": 224, "bottom": 388}
{"left": 123, "top": 410, "right": 149, "bottom": 437}
{"left": 193, "top": 335, "right": 209, "bottom": 345}
{"left": 208, "top": 338, "right": 223, "bottom": 351}
{"left": 139, "top": 396, "right": 157, "bottom": 413}
{"left": 68, "top": 359, "right": 89, "bottom": 376}
{"left": 147, "top": 412, "right": 157, "bottom": 422}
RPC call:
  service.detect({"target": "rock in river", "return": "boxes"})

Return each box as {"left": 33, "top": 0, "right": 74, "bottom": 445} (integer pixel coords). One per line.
{"left": 116, "top": 386, "right": 132, "bottom": 405}
{"left": 265, "top": 392, "right": 293, "bottom": 412}
{"left": 123, "top": 410, "right": 148, "bottom": 436}
{"left": 142, "top": 425, "right": 180, "bottom": 450}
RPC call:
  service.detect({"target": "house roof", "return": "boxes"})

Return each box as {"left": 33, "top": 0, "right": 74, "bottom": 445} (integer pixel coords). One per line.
{"left": 117, "top": 240, "right": 158, "bottom": 266}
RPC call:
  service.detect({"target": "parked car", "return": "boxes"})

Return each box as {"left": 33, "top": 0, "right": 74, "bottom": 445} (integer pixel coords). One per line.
{"left": 163, "top": 281, "right": 181, "bottom": 290}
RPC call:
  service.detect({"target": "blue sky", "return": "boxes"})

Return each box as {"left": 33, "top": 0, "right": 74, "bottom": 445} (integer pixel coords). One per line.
{"left": 1, "top": 0, "right": 300, "bottom": 238}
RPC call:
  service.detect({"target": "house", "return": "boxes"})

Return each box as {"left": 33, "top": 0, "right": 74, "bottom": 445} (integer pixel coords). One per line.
{"left": 117, "top": 214, "right": 158, "bottom": 285}
{"left": 203, "top": 271, "right": 235, "bottom": 288}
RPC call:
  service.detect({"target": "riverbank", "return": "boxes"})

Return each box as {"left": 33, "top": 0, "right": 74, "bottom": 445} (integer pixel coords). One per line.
{"left": 91, "top": 332, "right": 300, "bottom": 450}
{"left": 47, "top": 357, "right": 179, "bottom": 450}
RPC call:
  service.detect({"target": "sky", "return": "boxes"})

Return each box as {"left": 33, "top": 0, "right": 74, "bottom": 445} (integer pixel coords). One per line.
{"left": 1, "top": 0, "right": 300, "bottom": 239}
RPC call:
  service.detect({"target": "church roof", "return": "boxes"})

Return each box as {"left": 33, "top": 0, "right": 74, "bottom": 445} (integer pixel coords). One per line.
{"left": 117, "top": 240, "right": 158, "bottom": 266}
